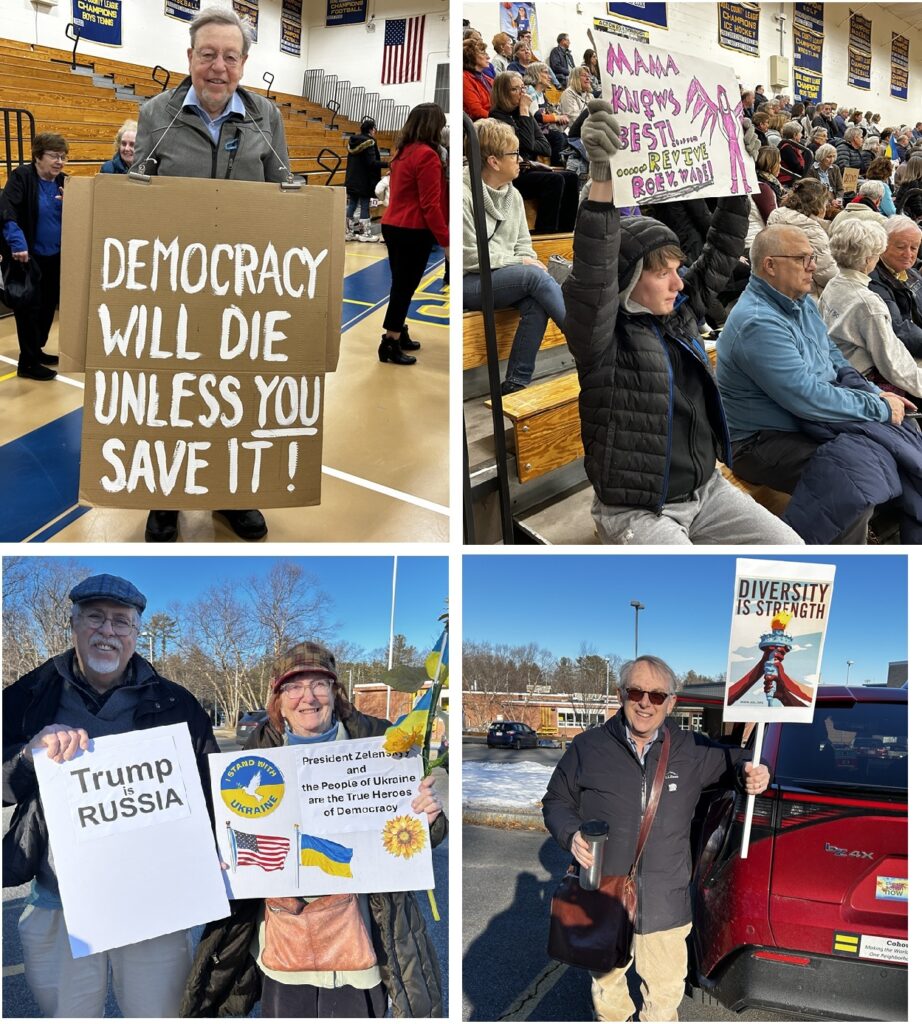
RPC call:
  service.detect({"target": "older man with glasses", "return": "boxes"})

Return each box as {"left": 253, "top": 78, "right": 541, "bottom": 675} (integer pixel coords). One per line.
{"left": 2, "top": 573, "right": 219, "bottom": 1016}
{"left": 543, "top": 655, "right": 769, "bottom": 1022}
{"left": 133, "top": 4, "right": 290, "bottom": 544}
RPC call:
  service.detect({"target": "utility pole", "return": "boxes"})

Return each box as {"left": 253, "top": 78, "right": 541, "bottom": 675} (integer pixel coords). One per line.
{"left": 846, "top": 659, "right": 855, "bottom": 685}
{"left": 630, "top": 601, "right": 645, "bottom": 659}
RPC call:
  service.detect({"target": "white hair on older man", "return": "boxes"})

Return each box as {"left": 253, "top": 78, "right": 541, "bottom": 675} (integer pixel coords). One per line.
{"left": 190, "top": 4, "right": 254, "bottom": 55}
{"left": 828, "top": 218, "right": 887, "bottom": 270}
{"left": 883, "top": 214, "right": 922, "bottom": 238}
{"left": 858, "top": 179, "right": 885, "bottom": 203}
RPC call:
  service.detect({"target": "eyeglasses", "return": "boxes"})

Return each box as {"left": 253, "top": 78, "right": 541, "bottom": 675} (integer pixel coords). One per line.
{"left": 280, "top": 679, "right": 333, "bottom": 698}
{"left": 771, "top": 253, "right": 818, "bottom": 269}
{"left": 501, "top": 151, "right": 521, "bottom": 158}
{"left": 79, "top": 610, "right": 138, "bottom": 636}
{"left": 193, "top": 49, "right": 243, "bottom": 67}
{"left": 624, "top": 687, "right": 671, "bottom": 707}
{"left": 43, "top": 152, "right": 67, "bottom": 163}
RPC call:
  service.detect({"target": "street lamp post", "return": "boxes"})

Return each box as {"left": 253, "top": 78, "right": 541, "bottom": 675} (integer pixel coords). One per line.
{"left": 630, "top": 601, "right": 645, "bottom": 659}
{"left": 846, "top": 660, "right": 855, "bottom": 685}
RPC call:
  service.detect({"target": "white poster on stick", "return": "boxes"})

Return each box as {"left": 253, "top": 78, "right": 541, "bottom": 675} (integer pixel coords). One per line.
{"left": 210, "top": 736, "right": 434, "bottom": 899}
{"left": 33, "top": 724, "right": 230, "bottom": 957}
{"left": 596, "top": 35, "right": 760, "bottom": 205}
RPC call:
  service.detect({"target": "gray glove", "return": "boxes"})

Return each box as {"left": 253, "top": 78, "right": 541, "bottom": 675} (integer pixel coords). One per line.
{"left": 581, "top": 99, "right": 624, "bottom": 182}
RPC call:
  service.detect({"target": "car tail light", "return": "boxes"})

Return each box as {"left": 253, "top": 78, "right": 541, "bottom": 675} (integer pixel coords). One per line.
{"left": 732, "top": 795, "right": 774, "bottom": 827}
{"left": 752, "top": 951, "right": 811, "bottom": 967}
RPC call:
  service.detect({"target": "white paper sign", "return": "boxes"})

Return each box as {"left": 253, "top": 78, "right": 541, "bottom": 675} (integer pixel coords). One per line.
{"left": 597, "top": 37, "right": 759, "bottom": 205}
{"left": 34, "top": 724, "right": 230, "bottom": 957}
{"left": 723, "top": 559, "right": 836, "bottom": 724}
{"left": 210, "top": 736, "right": 434, "bottom": 899}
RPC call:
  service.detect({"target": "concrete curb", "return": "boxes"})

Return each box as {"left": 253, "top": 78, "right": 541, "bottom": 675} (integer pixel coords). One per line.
{"left": 463, "top": 805, "right": 545, "bottom": 830}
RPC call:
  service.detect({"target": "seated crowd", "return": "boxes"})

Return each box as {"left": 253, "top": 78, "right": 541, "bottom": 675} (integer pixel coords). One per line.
{"left": 463, "top": 39, "right": 922, "bottom": 543}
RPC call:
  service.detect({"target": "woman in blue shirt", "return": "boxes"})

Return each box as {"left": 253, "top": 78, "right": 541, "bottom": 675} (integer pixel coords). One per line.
{"left": 0, "top": 132, "right": 68, "bottom": 380}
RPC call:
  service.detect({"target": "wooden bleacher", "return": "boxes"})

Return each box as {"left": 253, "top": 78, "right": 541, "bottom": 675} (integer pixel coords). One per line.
{"left": 0, "top": 39, "right": 396, "bottom": 186}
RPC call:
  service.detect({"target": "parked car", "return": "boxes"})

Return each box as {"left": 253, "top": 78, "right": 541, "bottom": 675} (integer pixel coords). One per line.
{"left": 235, "top": 709, "right": 267, "bottom": 744}
{"left": 689, "top": 686, "right": 907, "bottom": 1021}
{"left": 486, "top": 721, "right": 538, "bottom": 750}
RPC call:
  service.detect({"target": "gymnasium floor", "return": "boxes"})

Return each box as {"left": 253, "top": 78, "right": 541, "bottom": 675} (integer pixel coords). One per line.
{"left": 0, "top": 241, "right": 449, "bottom": 543}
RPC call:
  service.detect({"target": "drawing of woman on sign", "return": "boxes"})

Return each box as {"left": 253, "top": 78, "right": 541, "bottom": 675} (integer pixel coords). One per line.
{"left": 727, "top": 612, "right": 815, "bottom": 707}
{"left": 686, "top": 79, "right": 752, "bottom": 195}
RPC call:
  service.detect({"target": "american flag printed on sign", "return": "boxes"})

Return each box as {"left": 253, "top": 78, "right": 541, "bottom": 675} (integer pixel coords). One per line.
{"left": 381, "top": 16, "right": 426, "bottom": 85}
{"left": 231, "top": 828, "right": 290, "bottom": 871}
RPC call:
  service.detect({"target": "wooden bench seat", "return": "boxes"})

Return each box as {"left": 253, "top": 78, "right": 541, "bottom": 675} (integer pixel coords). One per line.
{"left": 463, "top": 308, "right": 567, "bottom": 371}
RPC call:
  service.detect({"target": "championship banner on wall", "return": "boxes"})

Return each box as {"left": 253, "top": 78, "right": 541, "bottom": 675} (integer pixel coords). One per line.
{"left": 72, "top": 0, "right": 122, "bottom": 45}
{"left": 792, "top": 2, "right": 823, "bottom": 103}
{"left": 33, "top": 725, "right": 230, "bottom": 956}
{"left": 793, "top": 66, "right": 822, "bottom": 104}
{"left": 281, "top": 0, "right": 302, "bottom": 55}
{"left": 891, "top": 33, "right": 909, "bottom": 101}
{"left": 326, "top": 0, "right": 367, "bottom": 27}
{"left": 499, "top": 3, "right": 538, "bottom": 50}
{"left": 593, "top": 16, "right": 650, "bottom": 44}
{"left": 793, "top": 1, "right": 823, "bottom": 34}
{"left": 723, "top": 559, "right": 835, "bottom": 724}
{"left": 58, "top": 175, "right": 345, "bottom": 512}
{"left": 792, "top": 22, "right": 822, "bottom": 75}
{"left": 209, "top": 736, "right": 435, "bottom": 898}
{"left": 597, "top": 38, "right": 759, "bottom": 205}
{"left": 233, "top": 0, "right": 258, "bottom": 41}
{"left": 606, "top": 3, "right": 668, "bottom": 29}
{"left": 164, "top": 0, "right": 200, "bottom": 21}
{"left": 847, "top": 10, "right": 872, "bottom": 91}
{"left": 717, "top": 2, "right": 759, "bottom": 57}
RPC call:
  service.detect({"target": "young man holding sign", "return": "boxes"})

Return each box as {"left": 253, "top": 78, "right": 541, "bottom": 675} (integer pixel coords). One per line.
{"left": 2, "top": 574, "right": 219, "bottom": 1017}
{"left": 133, "top": 5, "right": 290, "bottom": 543}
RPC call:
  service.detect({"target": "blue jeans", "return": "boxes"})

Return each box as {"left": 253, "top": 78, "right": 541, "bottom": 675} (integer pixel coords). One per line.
{"left": 346, "top": 192, "right": 370, "bottom": 220}
{"left": 463, "top": 264, "right": 567, "bottom": 386}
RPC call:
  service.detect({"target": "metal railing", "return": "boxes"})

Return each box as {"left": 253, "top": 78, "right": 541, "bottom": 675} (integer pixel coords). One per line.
{"left": 262, "top": 71, "right": 275, "bottom": 99}
{"left": 315, "top": 148, "right": 343, "bottom": 186}
{"left": 152, "top": 65, "right": 171, "bottom": 92}
{"left": 302, "top": 70, "right": 411, "bottom": 133}
{"left": 1, "top": 108, "right": 35, "bottom": 180}
{"left": 50, "top": 23, "right": 92, "bottom": 71}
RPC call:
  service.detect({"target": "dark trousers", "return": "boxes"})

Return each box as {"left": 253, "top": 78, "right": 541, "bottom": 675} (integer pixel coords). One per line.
{"left": 513, "top": 168, "right": 579, "bottom": 234}
{"left": 731, "top": 429, "right": 872, "bottom": 543}
{"left": 13, "top": 251, "right": 60, "bottom": 371}
{"left": 260, "top": 975, "right": 387, "bottom": 1017}
{"left": 381, "top": 224, "right": 437, "bottom": 333}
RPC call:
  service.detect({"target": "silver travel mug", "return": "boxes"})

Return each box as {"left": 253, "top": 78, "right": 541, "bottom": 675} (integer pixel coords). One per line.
{"left": 579, "top": 820, "right": 610, "bottom": 891}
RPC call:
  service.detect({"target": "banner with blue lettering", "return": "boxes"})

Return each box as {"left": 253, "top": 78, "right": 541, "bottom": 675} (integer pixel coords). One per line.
{"left": 326, "top": 0, "right": 367, "bottom": 26}
{"left": 717, "top": 3, "right": 759, "bottom": 57}
{"left": 792, "top": 23, "right": 822, "bottom": 75}
{"left": 233, "top": 0, "right": 258, "bottom": 42}
{"left": 606, "top": 3, "right": 668, "bottom": 30}
{"left": 281, "top": 0, "right": 302, "bottom": 55}
{"left": 891, "top": 33, "right": 909, "bottom": 101}
{"left": 793, "top": 66, "right": 822, "bottom": 104}
{"left": 164, "top": 0, "right": 199, "bottom": 21}
{"left": 847, "top": 10, "right": 871, "bottom": 91}
{"left": 72, "top": 0, "right": 122, "bottom": 45}
{"left": 793, "top": 2, "right": 823, "bottom": 34}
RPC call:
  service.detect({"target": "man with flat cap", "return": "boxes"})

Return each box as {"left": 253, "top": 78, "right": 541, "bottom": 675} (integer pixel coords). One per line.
{"left": 2, "top": 573, "right": 219, "bottom": 1018}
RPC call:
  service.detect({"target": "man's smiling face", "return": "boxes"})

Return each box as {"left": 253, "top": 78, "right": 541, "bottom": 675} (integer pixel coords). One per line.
{"left": 188, "top": 22, "right": 247, "bottom": 117}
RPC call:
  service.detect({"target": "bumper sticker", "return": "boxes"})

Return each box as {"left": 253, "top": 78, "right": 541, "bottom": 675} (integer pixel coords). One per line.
{"left": 833, "top": 932, "right": 908, "bottom": 964}
{"left": 876, "top": 876, "right": 908, "bottom": 902}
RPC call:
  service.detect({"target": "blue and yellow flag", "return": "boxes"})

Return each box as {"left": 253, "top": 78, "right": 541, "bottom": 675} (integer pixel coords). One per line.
{"left": 394, "top": 687, "right": 432, "bottom": 736}
{"left": 425, "top": 628, "right": 448, "bottom": 685}
{"left": 300, "top": 834, "right": 354, "bottom": 878}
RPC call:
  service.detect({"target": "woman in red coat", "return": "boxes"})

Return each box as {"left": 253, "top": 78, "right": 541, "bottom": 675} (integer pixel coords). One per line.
{"left": 379, "top": 103, "right": 449, "bottom": 365}
{"left": 463, "top": 38, "right": 492, "bottom": 121}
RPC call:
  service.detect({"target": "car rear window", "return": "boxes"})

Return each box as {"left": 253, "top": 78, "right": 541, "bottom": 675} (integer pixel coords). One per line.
{"left": 776, "top": 702, "right": 907, "bottom": 792}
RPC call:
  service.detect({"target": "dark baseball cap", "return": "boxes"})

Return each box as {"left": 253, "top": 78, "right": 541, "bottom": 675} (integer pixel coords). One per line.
{"left": 272, "top": 641, "right": 337, "bottom": 691}
{"left": 69, "top": 574, "right": 147, "bottom": 614}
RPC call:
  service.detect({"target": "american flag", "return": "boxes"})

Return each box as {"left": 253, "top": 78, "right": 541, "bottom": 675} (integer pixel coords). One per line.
{"left": 381, "top": 16, "right": 425, "bottom": 85}
{"left": 231, "top": 828, "right": 290, "bottom": 871}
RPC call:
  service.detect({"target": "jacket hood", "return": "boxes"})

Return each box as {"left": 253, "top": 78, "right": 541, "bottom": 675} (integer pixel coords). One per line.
{"left": 618, "top": 215, "right": 681, "bottom": 293}
{"left": 348, "top": 134, "right": 376, "bottom": 156}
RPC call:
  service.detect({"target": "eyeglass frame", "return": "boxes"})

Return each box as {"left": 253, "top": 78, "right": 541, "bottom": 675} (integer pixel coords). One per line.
{"left": 41, "top": 152, "right": 68, "bottom": 163}
{"left": 192, "top": 48, "right": 244, "bottom": 67}
{"left": 769, "top": 252, "right": 819, "bottom": 269}
{"left": 279, "top": 678, "right": 334, "bottom": 698}
{"left": 623, "top": 687, "right": 672, "bottom": 707}
{"left": 76, "top": 608, "right": 139, "bottom": 636}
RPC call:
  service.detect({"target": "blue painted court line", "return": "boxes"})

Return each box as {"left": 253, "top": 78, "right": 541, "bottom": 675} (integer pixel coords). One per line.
{"left": 30, "top": 505, "right": 88, "bottom": 543}
{"left": 0, "top": 410, "right": 84, "bottom": 542}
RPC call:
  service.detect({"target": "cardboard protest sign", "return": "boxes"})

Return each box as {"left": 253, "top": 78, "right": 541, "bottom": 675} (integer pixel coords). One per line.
{"left": 724, "top": 558, "right": 836, "bottom": 724}
{"left": 596, "top": 36, "right": 759, "bottom": 205}
{"left": 842, "top": 167, "right": 860, "bottom": 193}
{"left": 210, "top": 736, "right": 435, "bottom": 898}
{"left": 59, "top": 174, "right": 345, "bottom": 510}
{"left": 33, "top": 724, "right": 230, "bottom": 957}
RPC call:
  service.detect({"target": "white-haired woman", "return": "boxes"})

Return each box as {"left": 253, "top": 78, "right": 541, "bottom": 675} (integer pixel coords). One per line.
{"left": 820, "top": 218, "right": 922, "bottom": 400}
{"left": 557, "top": 66, "right": 592, "bottom": 121}
{"left": 100, "top": 119, "right": 137, "bottom": 174}
{"left": 809, "top": 143, "right": 844, "bottom": 203}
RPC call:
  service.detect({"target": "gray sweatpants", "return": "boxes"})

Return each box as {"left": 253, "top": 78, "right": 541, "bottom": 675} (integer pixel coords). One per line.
{"left": 592, "top": 468, "right": 804, "bottom": 545}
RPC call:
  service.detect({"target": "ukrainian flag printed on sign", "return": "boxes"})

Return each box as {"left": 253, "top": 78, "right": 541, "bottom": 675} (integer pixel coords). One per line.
{"left": 300, "top": 834, "right": 354, "bottom": 877}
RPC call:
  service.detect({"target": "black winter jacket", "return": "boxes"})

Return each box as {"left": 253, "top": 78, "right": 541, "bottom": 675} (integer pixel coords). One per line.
{"left": 489, "top": 107, "right": 551, "bottom": 161}
{"left": 868, "top": 262, "right": 922, "bottom": 359}
{"left": 0, "top": 163, "right": 67, "bottom": 261}
{"left": 344, "top": 133, "right": 385, "bottom": 197}
{"left": 563, "top": 195, "right": 746, "bottom": 508}
{"left": 893, "top": 181, "right": 922, "bottom": 222}
{"left": 180, "top": 710, "right": 446, "bottom": 1018}
{"left": 2, "top": 651, "right": 219, "bottom": 888}
{"left": 543, "top": 712, "right": 751, "bottom": 934}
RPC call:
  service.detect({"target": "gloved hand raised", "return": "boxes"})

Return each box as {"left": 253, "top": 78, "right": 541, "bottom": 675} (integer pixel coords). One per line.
{"left": 581, "top": 99, "right": 624, "bottom": 183}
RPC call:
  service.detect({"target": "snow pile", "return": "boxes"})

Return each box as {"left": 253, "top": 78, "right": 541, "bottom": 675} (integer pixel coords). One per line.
{"left": 462, "top": 760, "right": 554, "bottom": 811}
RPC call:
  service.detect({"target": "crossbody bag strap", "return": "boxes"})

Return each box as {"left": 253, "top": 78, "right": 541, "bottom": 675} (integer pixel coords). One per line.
{"left": 630, "top": 726, "right": 671, "bottom": 871}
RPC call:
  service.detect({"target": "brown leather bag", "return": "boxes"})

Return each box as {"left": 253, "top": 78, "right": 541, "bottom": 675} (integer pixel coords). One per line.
{"left": 547, "top": 727, "right": 671, "bottom": 972}
{"left": 262, "top": 894, "right": 378, "bottom": 973}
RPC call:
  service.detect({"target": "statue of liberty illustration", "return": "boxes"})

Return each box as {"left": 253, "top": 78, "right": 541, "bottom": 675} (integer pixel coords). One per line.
{"left": 685, "top": 79, "right": 751, "bottom": 194}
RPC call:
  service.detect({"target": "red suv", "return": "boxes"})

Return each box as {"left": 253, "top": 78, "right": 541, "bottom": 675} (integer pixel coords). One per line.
{"left": 690, "top": 686, "right": 907, "bottom": 1021}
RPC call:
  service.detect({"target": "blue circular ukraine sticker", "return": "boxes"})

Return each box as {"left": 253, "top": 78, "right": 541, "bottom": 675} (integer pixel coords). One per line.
{"left": 220, "top": 755, "right": 285, "bottom": 818}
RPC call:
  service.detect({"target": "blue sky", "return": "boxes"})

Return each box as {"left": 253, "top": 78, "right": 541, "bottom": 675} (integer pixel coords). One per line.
{"left": 24, "top": 556, "right": 446, "bottom": 655}
{"left": 462, "top": 554, "right": 908, "bottom": 685}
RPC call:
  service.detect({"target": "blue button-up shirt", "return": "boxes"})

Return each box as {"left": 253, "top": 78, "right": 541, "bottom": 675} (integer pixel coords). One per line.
{"left": 183, "top": 84, "right": 245, "bottom": 145}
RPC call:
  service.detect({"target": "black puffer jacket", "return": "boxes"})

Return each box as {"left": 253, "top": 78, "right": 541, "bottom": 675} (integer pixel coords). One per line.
{"left": 2, "top": 651, "right": 219, "bottom": 888}
{"left": 180, "top": 709, "right": 446, "bottom": 1018}
{"left": 563, "top": 195, "right": 746, "bottom": 508}
{"left": 344, "top": 132, "right": 385, "bottom": 197}
{"left": 893, "top": 181, "right": 922, "bottom": 222}
{"left": 868, "top": 262, "right": 922, "bottom": 359}
{"left": 543, "top": 712, "right": 752, "bottom": 934}
{"left": 488, "top": 107, "right": 551, "bottom": 161}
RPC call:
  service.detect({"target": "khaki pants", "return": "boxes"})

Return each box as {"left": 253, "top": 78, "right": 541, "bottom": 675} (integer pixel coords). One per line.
{"left": 590, "top": 922, "right": 692, "bottom": 1022}
{"left": 19, "top": 904, "right": 193, "bottom": 1017}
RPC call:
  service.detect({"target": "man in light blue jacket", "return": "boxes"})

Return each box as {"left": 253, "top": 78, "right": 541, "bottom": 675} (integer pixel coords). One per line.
{"left": 717, "top": 223, "right": 916, "bottom": 542}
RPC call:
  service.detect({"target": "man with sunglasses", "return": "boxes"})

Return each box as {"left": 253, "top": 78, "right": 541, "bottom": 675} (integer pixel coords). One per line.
{"left": 2, "top": 573, "right": 219, "bottom": 1017}
{"left": 718, "top": 223, "right": 919, "bottom": 543}
{"left": 544, "top": 655, "right": 769, "bottom": 1022}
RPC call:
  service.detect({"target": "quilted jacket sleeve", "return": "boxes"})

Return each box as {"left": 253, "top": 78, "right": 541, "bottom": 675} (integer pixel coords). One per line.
{"left": 679, "top": 194, "right": 748, "bottom": 325}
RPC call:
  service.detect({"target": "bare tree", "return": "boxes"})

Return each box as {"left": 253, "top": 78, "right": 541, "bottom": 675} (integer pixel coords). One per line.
{"left": 245, "top": 561, "right": 336, "bottom": 659}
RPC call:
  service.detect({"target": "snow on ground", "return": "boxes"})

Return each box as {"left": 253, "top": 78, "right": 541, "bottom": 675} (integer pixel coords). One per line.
{"left": 462, "top": 759, "right": 554, "bottom": 811}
